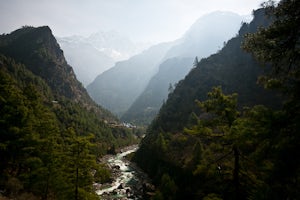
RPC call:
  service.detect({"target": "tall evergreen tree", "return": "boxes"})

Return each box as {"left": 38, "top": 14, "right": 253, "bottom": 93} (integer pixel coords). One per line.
{"left": 243, "top": 0, "right": 300, "bottom": 198}
{"left": 62, "top": 128, "right": 98, "bottom": 200}
{"left": 185, "top": 87, "right": 244, "bottom": 199}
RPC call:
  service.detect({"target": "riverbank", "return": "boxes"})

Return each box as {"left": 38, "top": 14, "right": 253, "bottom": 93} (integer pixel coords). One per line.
{"left": 95, "top": 145, "right": 154, "bottom": 200}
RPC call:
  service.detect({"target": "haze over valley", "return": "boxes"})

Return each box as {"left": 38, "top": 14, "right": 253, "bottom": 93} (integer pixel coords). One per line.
{"left": 1, "top": 0, "right": 299, "bottom": 200}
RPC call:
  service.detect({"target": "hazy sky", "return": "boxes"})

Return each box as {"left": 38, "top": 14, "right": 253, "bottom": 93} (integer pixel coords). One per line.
{"left": 0, "top": 0, "right": 266, "bottom": 43}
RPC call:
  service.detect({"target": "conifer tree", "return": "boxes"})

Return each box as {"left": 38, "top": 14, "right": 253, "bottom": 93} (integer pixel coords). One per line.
{"left": 243, "top": 0, "right": 300, "bottom": 198}
{"left": 185, "top": 86, "right": 243, "bottom": 199}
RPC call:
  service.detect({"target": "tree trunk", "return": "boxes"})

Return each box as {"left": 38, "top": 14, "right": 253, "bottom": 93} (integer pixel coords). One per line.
{"left": 75, "top": 167, "right": 78, "bottom": 200}
{"left": 233, "top": 145, "right": 240, "bottom": 200}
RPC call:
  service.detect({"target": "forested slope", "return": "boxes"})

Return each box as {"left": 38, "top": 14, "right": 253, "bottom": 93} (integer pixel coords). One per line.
{"left": 0, "top": 26, "right": 138, "bottom": 199}
{"left": 134, "top": 4, "right": 299, "bottom": 199}
{"left": 149, "top": 8, "right": 280, "bottom": 133}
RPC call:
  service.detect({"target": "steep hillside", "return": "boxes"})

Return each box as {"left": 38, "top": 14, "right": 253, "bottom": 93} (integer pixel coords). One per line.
{"left": 134, "top": 8, "right": 282, "bottom": 199}
{"left": 0, "top": 26, "right": 138, "bottom": 199}
{"left": 148, "top": 9, "right": 276, "bottom": 132}
{"left": 122, "top": 57, "right": 194, "bottom": 124}
{"left": 0, "top": 26, "right": 114, "bottom": 120}
{"left": 87, "top": 42, "right": 173, "bottom": 116}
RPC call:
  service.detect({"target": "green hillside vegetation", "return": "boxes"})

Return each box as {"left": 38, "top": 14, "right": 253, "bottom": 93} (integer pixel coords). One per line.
{"left": 134, "top": 1, "right": 299, "bottom": 199}
{"left": 0, "top": 27, "right": 139, "bottom": 199}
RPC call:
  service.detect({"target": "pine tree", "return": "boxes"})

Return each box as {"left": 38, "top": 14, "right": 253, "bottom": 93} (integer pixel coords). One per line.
{"left": 185, "top": 86, "right": 243, "bottom": 199}
{"left": 243, "top": 0, "right": 300, "bottom": 198}
{"left": 62, "top": 128, "right": 98, "bottom": 200}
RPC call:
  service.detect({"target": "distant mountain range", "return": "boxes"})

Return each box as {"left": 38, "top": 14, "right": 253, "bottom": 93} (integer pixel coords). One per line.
{"left": 164, "top": 11, "right": 245, "bottom": 59}
{"left": 121, "top": 57, "right": 194, "bottom": 124}
{"left": 57, "top": 11, "right": 250, "bottom": 123}
{"left": 121, "top": 11, "right": 246, "bottom": 124}
{"left": 57, "top": 31, "right": 150, "bottom": 86}
{"left": 87, "top": 42, "right": 174, "bottom": 116}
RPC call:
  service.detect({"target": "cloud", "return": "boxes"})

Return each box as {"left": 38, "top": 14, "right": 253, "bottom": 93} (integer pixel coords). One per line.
{"left": 0, "top": 0, "right": 265, "bottom": 42}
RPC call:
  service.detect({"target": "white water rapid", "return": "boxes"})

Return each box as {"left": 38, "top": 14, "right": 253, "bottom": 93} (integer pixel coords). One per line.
{"left": 95, "top": 145, "right": 153, "bottom": 200}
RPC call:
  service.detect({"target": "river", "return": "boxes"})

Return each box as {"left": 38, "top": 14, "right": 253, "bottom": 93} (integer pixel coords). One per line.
{"left": 95, "top": 145, "right": 154, "bottom": 200}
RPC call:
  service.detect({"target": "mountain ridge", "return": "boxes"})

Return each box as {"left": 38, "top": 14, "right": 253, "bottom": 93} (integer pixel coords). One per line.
{"left": 57, "top": 31, "right": 150, "bottom": 86}
{"left": 121, "top": 57, "right": 194, "bottom": 124}
{"left": 0, "top": 25, "right": 115, "bottom": 120}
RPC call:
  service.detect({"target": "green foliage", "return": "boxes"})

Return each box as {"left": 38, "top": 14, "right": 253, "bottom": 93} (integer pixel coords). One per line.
{"left": 0, "top": 57, "right": 66, "bottom": 199}
{"left": 199, "top": 86, "right": 239, "bottom": 127}
{"left": 184, "top": 87, "right": 244, "bottom": 199}
{"left": 180, "top": 87, "right": 289, "bottom": 199}
{"left": 94, "top": 164, "right": 111, "bottom": 184}
{"left": 243, "top": 0, "right": 300, "bottom": 94}
{"left": 155, "top": 133, "right": 168, "bottom": 153}
{"left": 156, "top": 174, "right": 178, "bottom": 200}
{"left": 243, "top": 1, "right": 300, "bottom": 198}
{"left": 59, "top": 128, "right": 97, "bottom": 200}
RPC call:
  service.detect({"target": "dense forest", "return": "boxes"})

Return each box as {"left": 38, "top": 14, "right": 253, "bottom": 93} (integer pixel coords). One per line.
{"left": 134, "top": 1, "right": 300, "bottom": 199}
{"left": 0, "top": 26, "right": 140, "bottom": 199}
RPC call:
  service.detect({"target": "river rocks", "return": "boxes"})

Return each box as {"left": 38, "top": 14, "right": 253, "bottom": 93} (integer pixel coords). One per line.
{"left": 118, "top": 183, "right": 125, "bottom": 189}
{"left": 113, "top": 165, "right": 121, "bottom": 170}
{"left": 96, "top": 145, "right": 153, "bottom": 199}
{"left": 126, "top": 188, "right": 131, "bottom": 194}
{"left": 93, "top": 183, "right": 102, "bottom": 190}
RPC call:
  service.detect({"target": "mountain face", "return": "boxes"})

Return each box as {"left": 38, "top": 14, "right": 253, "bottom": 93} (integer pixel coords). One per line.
{"left": 134, "top": 9, "right": 281, "bottom": 199}
{"left": 57, "top": 31, "right": 149, "bottom": 86}
{"left": 121, "top": 11, "right": 246, "bottom": 125}
{"left": 121, "top": 57, "right": 194, "bottom": 124}
{"left": 0, "top": 26, "right": 119, "bottom": 120}
{"left": 150, "top": 10, "right": 274, "bottom": 132}
{"left": 87, "top": 30, "right": 147, "bottom": 60}
{"left": 57, "top": 36, "right": 115, "bottom": 86}
{"left": 164, "top": 11, "right": 245, "bottom": 59}
{"left": 0, "top": 26, "right": 93, "bottom": 106}
{"left": 87, "top": 42, "right": 173, "bottom": 116}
